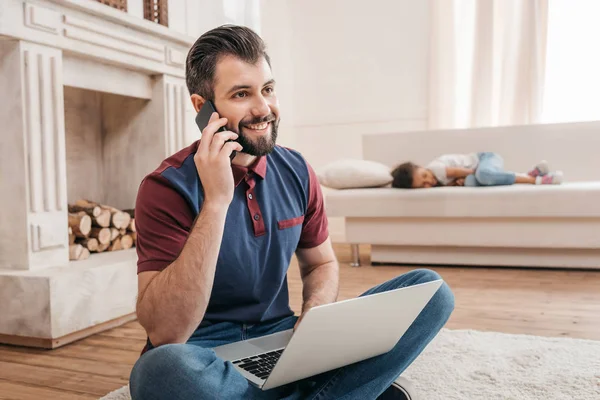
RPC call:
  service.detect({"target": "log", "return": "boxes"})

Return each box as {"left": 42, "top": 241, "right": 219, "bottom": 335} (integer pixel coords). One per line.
{"left": 68, "top": 212, "right": 91, "bottom": 238}
{"left": 94, "top": 209, "right": 111, "bottom": 228}
{"left": 75, "top": 200, "right": 132, "bottom": 230}
{"left": 111, "top": 211, "right": 131, "bottom": 230}
{"left": 68, "top": 204, "right": 101, "bottom": 218}
{"left": 80, "top": 248, "right": 90, "bottom": 260}
{"left": 128, "top": 218, "right": 136, "bottom": 233}
{"left": 74, "top": 200, "right": 111, "bottom": 228}
{"left": 74, "top": 199, "right": 95, "bottom": 207}
{"left": 108, "top": 237, "right": 122, "bottom": 251}
{"left": 68, "top": 227, "right": 75, "bottom": 245}
{"left": 69, "top": 244, "right": 89, "bottom": 260}
{"left": 89, "top": 227, "right": 111, "bottom": 245}
{"left": 123, "top": 209, "right": 135, "bottom": 219}
{"left": 121, "top": 234, "right": 133, "bottom": 250}
{"left": 96, "top": 242, "right": 110, "bottom": 253}
{"left": 119, "top": 228, "right": 127, "bottom": 235}
{"left": 69, "top": 244, "right": 83, "bottom": 260}
{"left": 110, "top": 228, "right": 120, "bottom": 241}
{"left": 131, "top": 232, "right": 137, "bottom": 244}
{"left": 80, "top": 238, "right": 99, "bottom": 252}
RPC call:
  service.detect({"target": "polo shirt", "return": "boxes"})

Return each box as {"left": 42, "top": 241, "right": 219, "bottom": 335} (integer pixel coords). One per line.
{"left": 135, "top": 140, "right": 329, "bottom": 328}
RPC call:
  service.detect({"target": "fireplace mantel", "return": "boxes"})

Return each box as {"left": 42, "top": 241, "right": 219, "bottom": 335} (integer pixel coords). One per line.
{"left": 1, "top": 0, "right": 194, "bottom": 78}
{"left": 0, "top": 0, "right": 196, "bottom": 347}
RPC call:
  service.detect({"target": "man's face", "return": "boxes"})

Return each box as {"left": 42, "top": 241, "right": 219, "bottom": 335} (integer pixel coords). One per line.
{"left": 211, "top": 55, "right": 280, "bottom": 157}
{"left": 412, "top": 167, "right": 438, "bottom": 188}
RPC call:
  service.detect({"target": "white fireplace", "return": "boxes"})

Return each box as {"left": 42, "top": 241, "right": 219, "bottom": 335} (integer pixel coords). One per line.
{"left": 0, "top": 0, "right": 195, "bottom": 347}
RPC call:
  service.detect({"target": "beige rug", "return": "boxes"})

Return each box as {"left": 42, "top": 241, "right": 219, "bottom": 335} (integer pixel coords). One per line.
{"left": 100, "top": 329, "right": 600, "bottom": 400}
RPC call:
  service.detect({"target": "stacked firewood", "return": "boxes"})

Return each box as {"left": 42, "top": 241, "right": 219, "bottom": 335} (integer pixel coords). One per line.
{"left": 68, "top": 199, "right": 136, "bottom": 261}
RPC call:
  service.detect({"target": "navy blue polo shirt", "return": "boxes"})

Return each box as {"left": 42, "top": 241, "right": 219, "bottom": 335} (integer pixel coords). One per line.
{"left": 135, "top": 140, "right": 329, "bottom": 327}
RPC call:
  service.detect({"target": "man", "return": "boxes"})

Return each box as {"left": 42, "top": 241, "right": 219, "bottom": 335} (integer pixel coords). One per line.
{"left": 129, "top": 25, "right": 454, "bottom": 400}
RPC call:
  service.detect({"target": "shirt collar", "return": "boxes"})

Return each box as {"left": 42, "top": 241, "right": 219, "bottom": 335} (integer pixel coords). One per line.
{"left": 232, "top": 156, "right": 267, "bottom": 187}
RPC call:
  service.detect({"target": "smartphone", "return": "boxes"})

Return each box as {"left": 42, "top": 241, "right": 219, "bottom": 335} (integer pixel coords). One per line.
{"left": 195, "top": 100, "right": 237, "bottom": 161}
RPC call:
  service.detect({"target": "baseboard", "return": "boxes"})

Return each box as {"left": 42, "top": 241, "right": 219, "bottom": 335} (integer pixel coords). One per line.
{"left": 370, "top": 245, "right": 600, "bottom": 269}
{"left": 0, "top": 312, "right": 137, "bottom": 349}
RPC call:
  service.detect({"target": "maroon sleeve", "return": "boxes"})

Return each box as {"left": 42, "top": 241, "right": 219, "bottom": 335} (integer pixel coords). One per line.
{"left": 298, "top": 161, "right": 329, "bottom": 248}
{"left": 135, "top": 174, "right": 194, "bottom": 273}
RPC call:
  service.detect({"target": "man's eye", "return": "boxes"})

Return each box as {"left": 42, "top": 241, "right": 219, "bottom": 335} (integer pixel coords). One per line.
{"left": 234, "top": 91, "right": 248, "bottom": 98}
{"left": 264, "top": 86, "right": 274, "bottom": 94}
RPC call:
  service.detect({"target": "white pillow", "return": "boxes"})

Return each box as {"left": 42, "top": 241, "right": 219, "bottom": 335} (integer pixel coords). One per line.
{"left": 316, "top": 159, "right": 393, "bottom": 189}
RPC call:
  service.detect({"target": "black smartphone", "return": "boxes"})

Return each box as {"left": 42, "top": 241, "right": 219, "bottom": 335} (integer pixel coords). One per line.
{"left": 195, "top": 100, "right": 237, "bottom": 161}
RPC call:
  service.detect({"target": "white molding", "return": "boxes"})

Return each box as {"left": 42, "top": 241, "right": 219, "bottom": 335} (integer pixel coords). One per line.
{"left": 4, "top": 0, "right": 192, "bottom": 78}
{"left": 371, "top": 245, "right": 600, "bottom": 269}
{"left": 44, "top": 0, "right": 194, "bottom": 46}
{"left": 23, "top": 49, "right": 43, "bottom": 213}
{"left": 30, "top": 222, "right": 64, "bottom": 252}
{"left": 24, "top": 3, "right": 61, "bottom": 34}
{"left": 164, "top": 79, "right": 188, "bottom": 157}
{"left": 63, "top": 14, "right": 164, "bottom": 52}
{"left": 62, "top": 56, "right": 153, "bottom": 100}
{"left": 165, "top": 47, "right": 186, "bottom": 68}
{"left": 62, "top": 22, "right": 164, "bottom": 63}
{"left": 22, "top": 47, "right": 65, "bottom": 214}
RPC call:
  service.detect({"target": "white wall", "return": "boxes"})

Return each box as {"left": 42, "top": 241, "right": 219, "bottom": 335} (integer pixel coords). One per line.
{"left": 260, "top": 0, "right": 431, "bottom": 241}
{"left": 286, "top": 0, "right": 431, "bottom": 169}
{"left": 259, "top": 0, "right": 295, "bottom": 148}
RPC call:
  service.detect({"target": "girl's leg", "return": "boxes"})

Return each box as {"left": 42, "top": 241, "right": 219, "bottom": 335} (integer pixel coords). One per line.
{"left": 475, "top": 154, "right": 560, "bottom": 186}
{"left": 515, "top": 174, "right": 536, "bottom": 184}
{"left": 475, "top": 153, "right": 516, "bottom": 186}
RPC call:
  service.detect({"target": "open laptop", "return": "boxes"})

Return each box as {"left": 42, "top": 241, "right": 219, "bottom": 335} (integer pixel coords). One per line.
{"left": 213, "top": 279, "right": 443, "bottom": 390}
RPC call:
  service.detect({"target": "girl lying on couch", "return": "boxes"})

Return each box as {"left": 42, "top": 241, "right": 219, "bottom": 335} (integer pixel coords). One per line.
{"left": 391, "top": 152, "right": 563, "bottom": 189}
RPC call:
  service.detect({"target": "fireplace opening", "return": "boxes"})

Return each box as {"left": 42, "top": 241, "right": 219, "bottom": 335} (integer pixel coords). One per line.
{"left": 63, "top": 86, "right": 157, "bottom": 260}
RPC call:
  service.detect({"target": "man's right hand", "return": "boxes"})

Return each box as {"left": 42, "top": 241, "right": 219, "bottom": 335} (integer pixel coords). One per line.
{"left": 194, "top": 112, "right": 243, "bottom": 205}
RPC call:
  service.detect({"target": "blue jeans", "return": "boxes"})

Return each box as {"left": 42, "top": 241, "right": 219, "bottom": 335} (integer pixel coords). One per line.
{"left": 129, "top": 269, "right": 454, "bottom": 400}
{"left": 465, "top": 152, "right": 516, "bottom": 187}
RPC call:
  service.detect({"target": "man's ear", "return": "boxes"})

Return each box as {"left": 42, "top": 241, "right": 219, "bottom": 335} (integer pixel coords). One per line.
{"left": 190, "top": 94, "right": 206, "bottom": 113}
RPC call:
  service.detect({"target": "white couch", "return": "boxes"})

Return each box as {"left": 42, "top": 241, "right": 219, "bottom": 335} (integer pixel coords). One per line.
{"left": 324, "top": 121, "right": 600, "bottom": 269}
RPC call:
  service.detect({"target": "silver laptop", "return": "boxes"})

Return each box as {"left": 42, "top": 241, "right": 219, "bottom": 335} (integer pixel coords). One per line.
{"left": 213, "top": 279, "right": 443, "bottom": 390}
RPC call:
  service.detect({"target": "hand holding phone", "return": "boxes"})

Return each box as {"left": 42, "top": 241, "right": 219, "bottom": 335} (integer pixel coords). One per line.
{"left": 193, "top": 102, "right": 243, "bottom": 205}
{"left": 195, "top": 101, "right": 238, "bottom": 161}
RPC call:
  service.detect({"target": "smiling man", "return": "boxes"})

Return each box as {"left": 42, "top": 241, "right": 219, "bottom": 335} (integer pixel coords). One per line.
{"left": 129, "top": 25, "right": 454, "bottom": 400}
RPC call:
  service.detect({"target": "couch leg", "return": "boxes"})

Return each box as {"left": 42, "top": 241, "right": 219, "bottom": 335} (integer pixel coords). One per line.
{"left": 350, "top": 244, "right": 361, "bottom": 267}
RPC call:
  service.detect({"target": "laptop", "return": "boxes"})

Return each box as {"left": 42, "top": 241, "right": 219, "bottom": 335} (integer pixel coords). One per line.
{"left": 212, "top": 279, "right": 443, "bottom": 390}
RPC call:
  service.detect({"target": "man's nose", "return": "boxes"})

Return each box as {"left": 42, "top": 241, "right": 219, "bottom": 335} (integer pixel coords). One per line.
{"left": 251, "top": 95, "right": 270, "bottom": 117}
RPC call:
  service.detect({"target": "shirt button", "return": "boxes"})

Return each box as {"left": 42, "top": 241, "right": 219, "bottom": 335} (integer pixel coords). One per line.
{"left": 248, "top": 193, "right": 253, "bottom": 200}
{"left": 253, "top": 214, "right": 260, "bottom": 221}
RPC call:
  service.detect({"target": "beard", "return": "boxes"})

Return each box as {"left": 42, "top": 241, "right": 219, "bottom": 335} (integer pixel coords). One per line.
{"left": 234, "top": 113, "right": 279, "bottom": 157}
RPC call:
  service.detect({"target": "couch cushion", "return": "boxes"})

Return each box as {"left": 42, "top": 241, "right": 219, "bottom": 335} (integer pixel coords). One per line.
{"left": 316, "top": 159, "right": 393, "bottom": 189}
{"left": 324, "top": 182, "right": 600, "bottom": 218}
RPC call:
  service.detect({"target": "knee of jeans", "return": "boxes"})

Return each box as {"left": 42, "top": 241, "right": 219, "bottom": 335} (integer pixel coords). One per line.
{"left": 130, "top": 344, "right": 215, "bottom": 399}
{"left": 402, "top": 268, "right": 442, "bottom": 285}
{"left": 464, "top": 174, "right": 478, "bottom": 187}
{"left": 475, "top": 168, "right": 496, "bottom": 186}
{"left": 431, "top": 282, "right": 455, "bottom": 321}
{"left": 407, "top": 269, "right": 455, "bottom": 315}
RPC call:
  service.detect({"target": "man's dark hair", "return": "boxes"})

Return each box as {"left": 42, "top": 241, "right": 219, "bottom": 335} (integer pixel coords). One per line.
{"left": 185, "top": 25, "right": 271, "bottom": 100}
{"left": 391, "top": 162, "right": 418, "bottom": 188}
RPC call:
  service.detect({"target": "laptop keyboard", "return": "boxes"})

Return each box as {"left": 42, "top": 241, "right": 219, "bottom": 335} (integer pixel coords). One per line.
{"left": 232, "top": 349, "right": 284, "bottom": 380}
